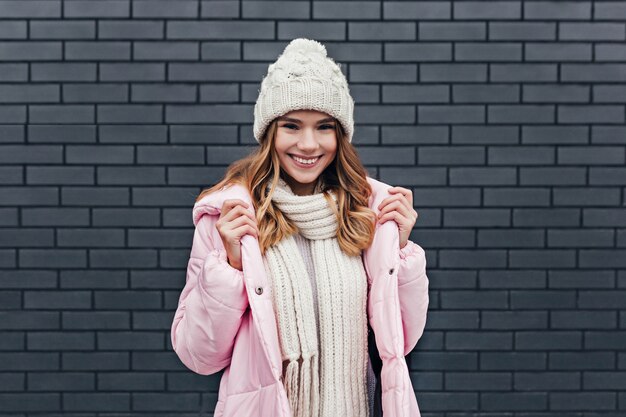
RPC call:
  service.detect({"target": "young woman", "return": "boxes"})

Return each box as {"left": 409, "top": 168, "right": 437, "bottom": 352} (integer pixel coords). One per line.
{"left": 171, "top": 38, "right": 429, "bottom": 417}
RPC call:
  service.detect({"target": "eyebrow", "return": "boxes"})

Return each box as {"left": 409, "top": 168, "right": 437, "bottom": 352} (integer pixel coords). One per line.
{"left": 277, "top": 116, "right": 336, "bottom": 124}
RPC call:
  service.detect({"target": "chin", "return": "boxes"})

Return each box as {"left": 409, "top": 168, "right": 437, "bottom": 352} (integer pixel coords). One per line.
{"left": 287, "top": 171, "right": 320, "bottom": 184}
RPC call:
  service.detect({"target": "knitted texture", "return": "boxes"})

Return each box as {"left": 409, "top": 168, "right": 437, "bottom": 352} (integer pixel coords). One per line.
{"left": 293, "top": 232, "right": 378, "bottom": 417}
{"left": 253, "top": 38, "right": 355, "bottom": 144}
{"left": 262, "top": 177, "right": 369, "bottom": 417}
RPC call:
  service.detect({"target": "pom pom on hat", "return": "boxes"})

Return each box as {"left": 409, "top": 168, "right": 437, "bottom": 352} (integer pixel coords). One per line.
{"left": 284, "top": 38, "right": 328, "bottom": 56}
{"left": 253, "top": 38, "right": 355, "bottom": 144}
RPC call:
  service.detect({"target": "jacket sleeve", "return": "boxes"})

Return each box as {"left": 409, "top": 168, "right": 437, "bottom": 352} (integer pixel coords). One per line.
{"left": 396, "top": 239, "right": 429, "bottom": 356}
{"left": 171, "top": 213, "right": 249, "bottom": 375}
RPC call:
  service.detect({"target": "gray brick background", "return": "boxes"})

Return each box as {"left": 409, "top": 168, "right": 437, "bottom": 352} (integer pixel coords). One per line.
{"left": 1, "top": 0, "right": 625, "bottom": 415}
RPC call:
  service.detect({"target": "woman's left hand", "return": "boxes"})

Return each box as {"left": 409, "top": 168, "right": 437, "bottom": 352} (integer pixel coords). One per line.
{"left": 377, "top": 186, "right": 418, "bottom": 249}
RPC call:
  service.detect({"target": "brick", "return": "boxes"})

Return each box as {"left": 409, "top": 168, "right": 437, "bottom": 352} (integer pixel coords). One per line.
{"left": 0, "top": 228, "right": 54, "bottom": 247}
{"left": 0, "top": 393, "right": 60, "bottom": 411}
{"left": 66, "top": 145, "right": 134, "bottom": 164}
{"left": 133, "top": 0, "right": 197, "bottom": 18}
{"left": 441, "top": 290, "right": 508, "bottom": 309}
{"left": 446, "top": 331, "right": 512, "bottom": 350}
{"left": 552, "top": 311, "right": 617, "bottom": 329}
{"left": 549, "top": 271, "right": 615, "bottom": 289}
{"left": 62, "top": 187, "right": 130, "bottom": 206}
{"left": 99, "top": 125, "right": 166, "bottom": 143}
{"left": 419, "top": 104, "right": 484, "bottom": 124}
{"left": 30, "top": 21, "right": 95, "bottom": 39}
{"left": 550, "top": 352, "right": 615, "bottom": 370}
{"left": 351, "top": 64, "right": 417, "bottom": 83}
{"left": 30, "top": 105, "right": 94, "bottom": 123}
{"left": 387, "top": 44, "right": 452, "bottom": 65}
{"left": 280, "top": 21, "right": 346, "bottom": 42}
{"left": 526, "top": 43, "right": 591, "bottom": 61}
{"left": 454, "top": 1, "right": 520, "bottom": 20}
{"left": 454, "top": 84, "right": 519, "bottom": 103}
{"left": 63, "top": 393, "right": 130, "bottom": 411}
{"left": 550, "top": 392, "right": 616, "bottom": 410}
{"left": 93, "top": 208, "right": 160, "bottom": 226}
{"left": 168, "top": 21, "right": 273, "bottom": 40}
{"left": 98, "top": 21, "right": 163, "bottom": 40}
{"left": 484, "top": 187, "right": 549, "bottom": 206}
{"left": 64, "top": 0, "right": 129, "bottom": 18}
{"left": 560, "top": 23, "right": 625, "bottom": 41}
{"left": 419, "top": 23, "right": 485, "bottom": 41}
{"left": 512, "top": 208, "right": 580, "bottom": 226}
{"left": 452, "top": 126, "right": 519, "bottom": 144}
{"left": 384, "top": 1, "right": 449, "bottom": 20}
{"left": 421, "top": 63, "right": 486, "bottom": 82}
{"left": 446, "top": 372, "right": 511, "bottom": 391}
{"left": 28, "top": 372, "right": 94, "bottom": 391}
{"left": 490, "top": 22, "right": 555, "bottom": 40}
{"left": 549, "top": 229, "right": 613, "bottom": 248}
{"left": 481, "top": 392, "right": 547, "bottom": 411}
{"left": 19, "top": 249, "right": 86, "bottom": 268}
{"left": 515, "top": 371, "right": 580, "bottom": 390}
{"left": 27, "top": 332, "right": 95, "bottom": 350}
{"left": 98, "top": 104, "right": 163, "bottom": 123}
{"left": 97, "top": 167, "right": 166, "bottom": 185}
{"left": 516, "top": 330, "right": 582, "bottom": 350}
{"left": 29, "top": 124, "right": 97, "bottom": 142}
{"left": 456, "top": 42, "right": 521, "bottom": 61}
{"left": 58, "top": 229, "right": 125, "bottom": 248}
{"left": 100, "top": 63, "right": 165, "bottom": 81}
{"left": 27, "top": 166, "right": 94, "bottom": 185}
{"left": 243, "top": 1, "right": 309, "bottom": 19}
{"left": 482, "top": 311, "right": 548, "bottom": 329}
{"left": 135, "top": 42, "right": 199, "bottom": 61}
{"left": 0, "top": 166, "right": 23, "bottom": 183}
{"left": 90, "top": 250, "right": 158, "bottom": 268}
{"left": 99, "top": 372, "right": 164, "bottom": 390}
{"left": 426, "top": 311, "right": 479, "bottom": 329}
{"left": 562, "top": 64, "right": 626, "bottom": 82}
{"left": 596, "top": 2, "right": 626, "bottom": 19}
{"left": 349, "top": 22, "right": 415, "bottom": 41}
{"left": 491, "top": 63, "right": 557, "bottom": 82}
{"left": 519, "top": 167, "right": 593, "bottom": 184}
{"left": 481, "top": 352, "right": 547, "bottom": 370}
{"left": 414, "top": 392, "right": 478, "bottom": 411}
{"left": 412, "top": 352, "right": 478, "bottom": 371}
{"left": 201, "top": 0, "right": 239, "bottom": 18}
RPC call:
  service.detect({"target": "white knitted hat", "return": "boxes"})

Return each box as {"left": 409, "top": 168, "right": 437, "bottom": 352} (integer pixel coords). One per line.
{"left": 253, "top": 38, "right": 355, "bottom": 143}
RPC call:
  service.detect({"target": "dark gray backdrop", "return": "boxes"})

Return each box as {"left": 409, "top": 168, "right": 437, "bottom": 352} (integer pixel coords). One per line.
{"left": 1, "top": 0, "right": 625, "bottom": 415}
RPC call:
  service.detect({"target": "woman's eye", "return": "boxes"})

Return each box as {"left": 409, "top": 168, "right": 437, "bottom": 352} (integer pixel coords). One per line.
{"left": 282, "top": 124, "right": 335, "bottom": 130}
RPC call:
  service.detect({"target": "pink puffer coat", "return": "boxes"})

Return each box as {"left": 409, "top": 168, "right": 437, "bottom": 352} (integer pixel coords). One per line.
{"left": 171, "top": 176, "right": 430, "bottom": 417}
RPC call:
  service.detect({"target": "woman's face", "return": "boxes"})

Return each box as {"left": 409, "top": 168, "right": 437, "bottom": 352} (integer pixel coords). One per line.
{"left": 274, "top": 109, "right": 338, "bottom": 196}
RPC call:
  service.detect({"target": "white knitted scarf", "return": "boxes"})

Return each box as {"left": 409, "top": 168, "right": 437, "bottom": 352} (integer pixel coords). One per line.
{"left": 262, "top": 177, "right": 369, "bottom": 417}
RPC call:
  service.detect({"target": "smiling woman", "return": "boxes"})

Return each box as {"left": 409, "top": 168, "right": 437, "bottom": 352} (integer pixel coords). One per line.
{"left": 171, "top": 37, "right": 429, "bottom": 417}
{"left": 274, "top": 110, "right": 338, "bottom": 196}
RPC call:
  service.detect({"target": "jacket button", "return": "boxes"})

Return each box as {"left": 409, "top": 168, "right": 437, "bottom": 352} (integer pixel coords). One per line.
{"left": 389, "top": 268, "right": 395, "bottom": 275}
{"left": 255, "top": 286, "right": 263, "bottom": 295}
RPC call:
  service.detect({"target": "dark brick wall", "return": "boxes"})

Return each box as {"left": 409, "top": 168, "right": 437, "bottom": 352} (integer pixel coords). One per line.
{"left": 1, "top": 0, "right": 625, "bottom": 415}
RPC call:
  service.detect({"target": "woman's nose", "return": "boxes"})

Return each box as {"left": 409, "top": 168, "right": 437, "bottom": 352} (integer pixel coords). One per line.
{"left": 298, "top": 129, "right": 320, "bottom": 150}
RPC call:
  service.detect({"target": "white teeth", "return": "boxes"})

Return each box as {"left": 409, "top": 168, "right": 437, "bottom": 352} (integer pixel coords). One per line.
{"left": 291, "top": 155, "right": 319, "bottom": 164}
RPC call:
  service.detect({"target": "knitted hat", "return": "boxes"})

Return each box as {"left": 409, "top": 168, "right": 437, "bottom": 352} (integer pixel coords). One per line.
{"left": 253, "top": 38, "right": 355, "bottom": 144}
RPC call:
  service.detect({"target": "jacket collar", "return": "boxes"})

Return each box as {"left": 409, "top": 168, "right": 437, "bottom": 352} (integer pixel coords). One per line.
{"left": 191, "top": 175, "right": 401, "bottom": 278}
{"left": 193, "top": 176, "right": 393, "bottom": 223}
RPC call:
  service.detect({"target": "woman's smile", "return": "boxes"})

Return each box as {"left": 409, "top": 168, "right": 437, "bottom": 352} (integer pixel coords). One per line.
{"left": 288, "top": 153, "right": 323, "bottom": 168}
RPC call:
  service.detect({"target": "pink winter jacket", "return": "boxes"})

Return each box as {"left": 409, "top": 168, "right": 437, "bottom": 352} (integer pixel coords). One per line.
{"left": 171, "top": 176, "right": 430, "bottom": 417}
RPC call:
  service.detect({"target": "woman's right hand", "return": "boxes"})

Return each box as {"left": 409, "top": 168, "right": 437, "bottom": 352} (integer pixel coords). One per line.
{"left": 215, "top": 199, "right": 259, "bottom": 271}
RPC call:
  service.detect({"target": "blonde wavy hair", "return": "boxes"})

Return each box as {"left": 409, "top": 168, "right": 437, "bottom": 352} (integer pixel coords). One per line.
{"left": 195, "top": 117, "right": 377, "bottom": 257}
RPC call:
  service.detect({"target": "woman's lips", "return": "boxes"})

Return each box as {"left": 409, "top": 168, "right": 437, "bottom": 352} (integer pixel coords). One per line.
{"left": 289, "top": 154, "right": 322, "bottom": 168}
